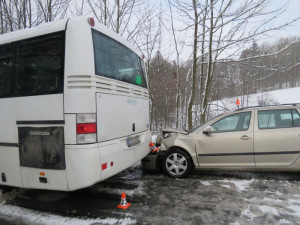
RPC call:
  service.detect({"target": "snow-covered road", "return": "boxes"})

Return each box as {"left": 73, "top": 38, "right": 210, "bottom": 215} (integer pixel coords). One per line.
{"left": 1, "top": 163, "right": 300, "bottom": 225}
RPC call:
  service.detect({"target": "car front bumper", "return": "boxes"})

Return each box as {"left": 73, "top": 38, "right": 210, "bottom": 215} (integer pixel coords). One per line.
{"left": 142, "top": 154, "right": 159, "bottom": 170}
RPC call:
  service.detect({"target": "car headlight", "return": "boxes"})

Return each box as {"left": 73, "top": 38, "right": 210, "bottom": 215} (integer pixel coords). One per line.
{"left": 163, "top": 132, "right": 175, "bottom": 138}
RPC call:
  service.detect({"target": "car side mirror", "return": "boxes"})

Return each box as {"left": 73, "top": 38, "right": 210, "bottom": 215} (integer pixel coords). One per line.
{"left": 203, "top": 126, "right": 214, "bottom": 135}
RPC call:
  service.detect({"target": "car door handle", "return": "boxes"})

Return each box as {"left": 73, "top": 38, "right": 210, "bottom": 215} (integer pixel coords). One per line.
{"left": 240, "top": 135, "right": 251, "bottom": 140}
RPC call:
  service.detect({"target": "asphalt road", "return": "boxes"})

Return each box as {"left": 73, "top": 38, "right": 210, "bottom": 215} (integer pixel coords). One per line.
{"left": 1, "top": 163, "right": 300, "bottom": 225}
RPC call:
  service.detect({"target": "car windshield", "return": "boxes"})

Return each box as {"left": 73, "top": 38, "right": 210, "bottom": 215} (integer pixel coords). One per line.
{"left": 188, "top": 113, "right": 223, "bottom": 133}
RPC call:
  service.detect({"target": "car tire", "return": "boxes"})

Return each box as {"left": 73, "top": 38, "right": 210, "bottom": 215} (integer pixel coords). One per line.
{"left": 162, "top": 149, "right": 192, "bottom": 178}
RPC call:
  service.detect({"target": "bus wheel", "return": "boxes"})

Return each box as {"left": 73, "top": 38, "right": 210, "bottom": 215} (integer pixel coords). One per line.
{"left": 162, "top": 149, "right": 192, "bottom": 178}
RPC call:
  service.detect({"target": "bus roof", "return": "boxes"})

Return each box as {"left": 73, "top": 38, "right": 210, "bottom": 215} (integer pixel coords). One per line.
{"left": 0, "top": 17, "right": 141, "bottom": 58}
{"left": 0, "top": 19, "right": 68, "bottom": 45}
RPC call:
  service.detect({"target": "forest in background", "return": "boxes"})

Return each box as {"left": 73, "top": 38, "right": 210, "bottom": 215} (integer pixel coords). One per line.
{"left": 0, "top": 0, "right": 299, "bottom": 130}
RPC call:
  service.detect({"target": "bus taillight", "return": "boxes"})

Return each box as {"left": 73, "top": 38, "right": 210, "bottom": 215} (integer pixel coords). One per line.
{"left": 76, "top": 123, "right": 97, "bottom": 134}
{"left": 76, "top": 114, "right": 97, "bottom": 144}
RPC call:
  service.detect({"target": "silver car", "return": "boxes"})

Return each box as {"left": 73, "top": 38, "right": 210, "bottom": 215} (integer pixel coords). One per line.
{"left": 142, "top": 105, "right": 300, "bottom": 178}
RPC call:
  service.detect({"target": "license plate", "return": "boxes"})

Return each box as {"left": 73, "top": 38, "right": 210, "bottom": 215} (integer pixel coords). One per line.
{"left": 126, "top": 136, "right": 141, "bottom": 147}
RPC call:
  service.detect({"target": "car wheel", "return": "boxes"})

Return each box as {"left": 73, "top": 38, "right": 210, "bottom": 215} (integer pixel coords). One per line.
{"left": 162, "top": 149, "right": 192, "bottom": 178}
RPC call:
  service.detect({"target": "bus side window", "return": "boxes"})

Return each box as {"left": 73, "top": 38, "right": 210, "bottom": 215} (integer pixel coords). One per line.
{"left": 15, "top": 32, "right": 65, "bottom": 97}
{"left": 0, "top": 45, "right": 13, "bottom": 98}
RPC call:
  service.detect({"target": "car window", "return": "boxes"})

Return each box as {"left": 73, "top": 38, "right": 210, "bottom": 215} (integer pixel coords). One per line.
{"left": 211, "top": 112, "right": 251, "bottom": 133}
{"left": 292, "top": 109, "right": 300, "bottom": 127}
{"left": 189, "top": 114, "right": 224, "bottom": 133}
{"left": 258, "top": 109, "right": 294, "bottom": 129}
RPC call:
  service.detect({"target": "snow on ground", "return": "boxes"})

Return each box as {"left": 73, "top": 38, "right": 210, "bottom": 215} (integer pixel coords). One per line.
{"left": 241, "top": 205, "right": 257, "bottom": 221}
{"left": 287, "top": 196, "right": 300, "bottom": 217}
{"left": 1, "top": 169, "right": 300, "bottom": 225}
{"left": 200, "top": 181, "right": 212, "bottom": 186}
{"left": 220, "top": 184, "right": 231, "bottom": 189}
{"left": 219, "top": 178, "right": 255, "bottom": 192}
{"left": 0, "top": 203, "right": 135, "bottom": 225}
{"left": 210, "top": 87, "right": 300, "bottom": 116}
{"left": 257, "top": 205, "right": 280, "bottom": 216}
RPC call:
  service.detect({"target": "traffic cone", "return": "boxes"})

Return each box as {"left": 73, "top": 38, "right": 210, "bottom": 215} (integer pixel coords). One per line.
{"left": 117, "top": 192, "right": 131, "bottom": 209}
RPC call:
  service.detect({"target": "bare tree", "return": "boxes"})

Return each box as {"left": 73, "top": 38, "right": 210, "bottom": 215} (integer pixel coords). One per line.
{"left": 35, "top": 0, "right": 69, "bottom": 22}
{"left": 168, "top": 0, "right": 187, "bottom": 129}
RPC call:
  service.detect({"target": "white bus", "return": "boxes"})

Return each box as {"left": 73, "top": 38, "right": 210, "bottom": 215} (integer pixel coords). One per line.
{"left": 0, "top": 17, "right": 151, "bottom": 191}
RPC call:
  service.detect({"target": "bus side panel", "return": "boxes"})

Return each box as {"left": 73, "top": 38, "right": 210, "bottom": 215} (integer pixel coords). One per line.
{"left": 65, "top": 145, "right": 101, "bottom": 191}
{"left": 0, "top": 98, "right": 17, "bottom": 143}
{"left": 20, "top": 167, "right": 68, "bottom": 190}
{"left": 0, "top": 147, "right": 23, "bottom": 187}
{"left": 16, "top": 95, "right": 64, "bottom": 121}
{"left": 0, "top": 95, "right": 64, "bottom": 144}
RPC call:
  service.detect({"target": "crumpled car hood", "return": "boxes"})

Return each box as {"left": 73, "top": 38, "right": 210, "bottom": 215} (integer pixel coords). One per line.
{"left": 156, "top": 129, "right": 188, "bottom": 145}
{"left": 162, "top": 129, "right": 188, "bottom": 135}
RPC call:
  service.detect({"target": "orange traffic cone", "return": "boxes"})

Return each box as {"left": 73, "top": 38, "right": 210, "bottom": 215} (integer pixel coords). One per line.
{"left": 117, "top": 192, "right": 131, "bottom": 209}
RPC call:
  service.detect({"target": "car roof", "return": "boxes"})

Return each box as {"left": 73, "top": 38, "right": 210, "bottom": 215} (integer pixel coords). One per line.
{"left": 234, "top": 103, "right": 300, "bottom": 112}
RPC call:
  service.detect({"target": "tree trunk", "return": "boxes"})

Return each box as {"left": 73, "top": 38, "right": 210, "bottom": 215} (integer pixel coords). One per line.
{"left": 188, "top": 0, "right": 198, "bottom": 130}
{"left": 199, "top": 1, "right": 207, "bottom": 123}
{"left": 201, "top": 0, "right": 213, "bottom": 123}
{"left": 104, "top": 0, "right": 107, "bottom": 25}
{"left": 116, "top": 0, "right": 120, "bottom": 33}
{"left": 0, "top": 0, "right": 3, "bottom": 34}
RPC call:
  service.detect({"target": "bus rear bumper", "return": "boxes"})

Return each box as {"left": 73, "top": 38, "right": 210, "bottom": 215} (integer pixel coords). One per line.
{"left": 0, "top": 130, "right": 151, "bottom": 191}
{"left": 66, "top": 130, "right": 152, "bottom": 191}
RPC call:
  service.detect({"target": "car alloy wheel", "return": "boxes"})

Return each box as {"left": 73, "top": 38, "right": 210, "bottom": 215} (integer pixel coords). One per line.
{"left": 162, "top": 149, "right": 192, "bottom": 178}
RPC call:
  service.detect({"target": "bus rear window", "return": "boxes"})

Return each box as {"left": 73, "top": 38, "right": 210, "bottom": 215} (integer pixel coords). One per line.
{"left": 92, "top": 29, "right": 147, "bottom": 88}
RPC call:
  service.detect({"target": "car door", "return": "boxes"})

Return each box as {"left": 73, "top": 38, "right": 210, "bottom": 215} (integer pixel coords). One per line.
{"left": 254, "top": 108, "right": 300, "bottom": 167}
{"left": 196, "top": 111, "right": 255, "bottom": 168}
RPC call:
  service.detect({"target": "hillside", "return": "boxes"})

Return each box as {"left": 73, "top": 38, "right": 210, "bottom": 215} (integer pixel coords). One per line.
{"left": 210, "top": 87, "right": 300, "bottom": 116}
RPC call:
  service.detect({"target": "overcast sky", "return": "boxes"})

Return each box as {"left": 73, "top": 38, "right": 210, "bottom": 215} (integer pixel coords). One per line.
{"left": 163, "top": 0, "right": 300, "bottom": 61}
{"left": 261, "top": 0, "right": 300, "bottom": 40}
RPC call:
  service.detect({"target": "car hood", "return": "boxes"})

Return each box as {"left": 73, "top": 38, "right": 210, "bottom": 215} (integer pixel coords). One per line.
{"left": 156, "top": 129, "right": 188, "bottom": 145}
{"left": 162, "top": 129, "right": 188, "bottom": 135}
